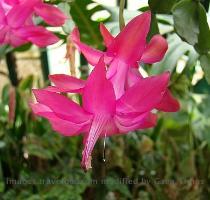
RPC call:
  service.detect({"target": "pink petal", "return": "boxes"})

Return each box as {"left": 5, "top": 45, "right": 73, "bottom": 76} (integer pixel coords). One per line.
{"left": 25, "top": 17, "right": 34, "bottom": 26}
{"left": 107, "top": 59, "right": 129, "bottom": 99}
{"left": 100, "top": 23, "right": 114, "bottom": 47}
{"left": 115, "top": 112, "right": 148, "bottom": 132}
{"left": 31, "top": 102, "right": 52, "bottom": 114}
{"left": 115, "top": 112, "right": 157, "bottom": 133}
{"left": 107, "top": 11, "right": 151, "bottom": 65}
{"left": 81, "top": 115, "right": 109, "bottom": 171}
{"left": 34, "top": 3, "right": 66, "bottom": 26}
{"left": 102, "top": 119, "right": 119, "bottom": 137}
{"left": 44, "top": 86, "right": 81, "bottom": 93}
{"left": 117, "top": 72, "right": 170, "bottom": 114}
{"left": 31, "top": 103, "right": 89, "bottom": 136}
{"left": 50, "top": 119, "right": 89, "bottom": 137}
{"left": 83, "top": 57, "right": 116, "bottom": 115}
{"left": 0, "top": 26, "right": 8, "bottom": 43}
{"left": 10, "top": 35, "right": 27, "bottom": 46}
{"left": 71, "top": 27, "right": 112, "bottom": 66}
{"left": 16, "top": 26, "right": 59, "bottom": 47}
{"left": 126, "top": 69, "right": 179, "bottom": 112}
{"left": 3, "top": 0, "right": 20, "bottom": 5}
{"left": 141, "top": 35, "right": 168, "bottom": 64}
{"left": 6, "top": 1, "right": 36, "bottom": 28}
{"left": 43, "top": 86, "right": 62, "bottom": 93}
{"left": 137, "top": 112, "right": 157, "bottom": 129}
{"left": 155, "top": 89, "right": 180, "bottom": 112}
{"left": 32, "top": 89, "right": 92, "bottom": 124}
{"left": 126, "top": 67, "right": 143, "bottom": 89}
{"left": 0, "top": 4, "right": 6, "bottom": 24}
{"left": 4, "top": 28, "right": 27, "bottom": 47}
{"left": 49, "top": 74, "right": 85, "bottom": 93}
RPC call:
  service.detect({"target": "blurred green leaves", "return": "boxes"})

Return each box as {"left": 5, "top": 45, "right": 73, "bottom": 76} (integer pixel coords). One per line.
{"left": 193, "top": 77, "right": 210, "bottom": 94}
{"left": 173, "top": 0, "right": 210, "bottom": 54}
{"left": 173, "top": 0, "right": 199, "bottom": 46}
{"left": 149, "top": 0, "right": 177, "bottom": 14}
{"left": 195, "top": 3, "right": 210, "bottom": 54}
{"left": 69, "top": 0, "right": 107, "bottom": 49}
{"left": 172, "top": 0, "right": 210, "bottom": 83}
{"left": 200, "top": 53, "right": 210, "bottom": 83}
{"left": 149, "top": 0, "right": 210, "bottom": 84}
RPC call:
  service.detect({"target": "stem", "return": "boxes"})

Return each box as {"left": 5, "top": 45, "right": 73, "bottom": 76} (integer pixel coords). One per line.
{"left": 5, "top": 52, "right": 18, "bottom": 87}
{"left": 119, "top": 0, "right": 126, "bottom": 31}
{"left": 66, "top": 36, "right": 76, "bottom": 76}
{"left": 79, "top": 54, "right": 89, "bottom": 80}
{"left": 40, "top": 49, "right": 50, "bottom": 82}
{"left": 69, "top": 44, "right": 76, "bottom": 76}
{"left": 92, "top": 141, "right": 107, "bottom": 199}
{"left": 201, "top": 0, "right": 210, "bottom": 12}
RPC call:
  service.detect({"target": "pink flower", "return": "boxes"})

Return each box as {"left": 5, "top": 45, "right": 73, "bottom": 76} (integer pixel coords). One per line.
{"left": 66, "top": 12, "right": 179, "bottom": 112}
{"left": 0, "top": 0, "right": 66, "bottom": 47}
{"left": 71, "top": 12, "right": 167, "bottom": 96}
{"left": 31, "top": 57, "right": 170, "bottom": 171}
{"left": 31, "top": 11, "right": 180, "bottom": 171}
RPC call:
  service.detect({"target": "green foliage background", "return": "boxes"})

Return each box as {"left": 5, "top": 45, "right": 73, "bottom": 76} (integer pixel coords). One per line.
{"left": 0, "top": 0, "right": 210, "bottom": 199}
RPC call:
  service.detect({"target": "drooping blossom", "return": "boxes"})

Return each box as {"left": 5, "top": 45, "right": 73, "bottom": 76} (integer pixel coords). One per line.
{"left": 31, "top": 57, "right": 170, "bottom": 171}
{"left": 57, "top": 11, "right": 179, "bottom": 112}
{"left": 0, "top": 0, "right": 66, "bottom": 47}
